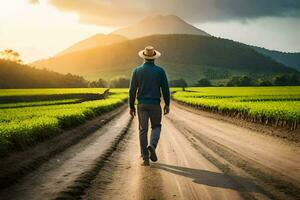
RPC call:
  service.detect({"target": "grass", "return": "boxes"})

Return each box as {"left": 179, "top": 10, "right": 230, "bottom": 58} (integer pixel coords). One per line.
{"left": 173, "top": 86, "right": 300, "bottom": 129}
{"left": 0, "top": 88, "right": 128, "bottom": 156}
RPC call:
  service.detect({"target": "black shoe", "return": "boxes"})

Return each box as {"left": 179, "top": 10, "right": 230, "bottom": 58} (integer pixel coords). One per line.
{"left": 141, "top": 159, "right": 150, "bottom": 166}
{"left": 147, "top": 145, "right": 158, "bottom": 162}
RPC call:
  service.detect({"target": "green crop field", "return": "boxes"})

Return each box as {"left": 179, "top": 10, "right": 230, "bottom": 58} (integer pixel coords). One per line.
{"left": 0, "top": 88, "right": 110, "bottom": 97}
{"left": 173, "top": 86, "right": 300, "bottom": 130}
{"left": 0, "top": 88, "right": 128, "bottom": 156}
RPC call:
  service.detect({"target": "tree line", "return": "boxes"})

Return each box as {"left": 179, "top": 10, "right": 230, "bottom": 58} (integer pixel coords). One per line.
{"left": 91, "top": 73, "right": 300, "bottom": 88}
{"left": 169, "top": 74, "right": 300, "bottom": 87}
{"left": 88, "top": 77, "right": 130, "bottom": 88}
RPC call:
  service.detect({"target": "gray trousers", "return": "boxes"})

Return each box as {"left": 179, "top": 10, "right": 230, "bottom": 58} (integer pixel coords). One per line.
{"left": 137, "top": 104, "right": 162, "bottom": 161}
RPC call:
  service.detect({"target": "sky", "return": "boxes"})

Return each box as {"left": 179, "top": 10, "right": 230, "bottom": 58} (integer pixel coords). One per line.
{"left": 0, "top": 0, "right": 299, "bottom": 63}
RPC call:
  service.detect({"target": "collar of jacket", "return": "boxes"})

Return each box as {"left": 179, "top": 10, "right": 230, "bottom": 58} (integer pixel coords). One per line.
{"left": 143, "top": 61, "right": 155, "bottom": 66}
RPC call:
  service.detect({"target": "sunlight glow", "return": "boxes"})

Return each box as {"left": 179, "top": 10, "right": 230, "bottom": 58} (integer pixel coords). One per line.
{"left": 0, "top": 0, "right": 113, "bottom": 63}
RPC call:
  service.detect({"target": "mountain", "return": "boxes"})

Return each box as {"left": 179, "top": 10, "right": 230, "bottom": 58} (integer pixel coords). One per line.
{"left": 57, "top": 15, "right": 209, "bottom": 56}
{"left": 112, "top": 15, "right": 210, "bottom": 39}
{"left": 32, "top": 34, "right": 298, "bottom": 84}
{"left": 251, "top": 46, "right": 300, "bottom": 72}
{"left": 0, "top": 59, "right": 87, "bottom": 88}
{"left": 57, "top": 34, "right": 127, "bottom": 56}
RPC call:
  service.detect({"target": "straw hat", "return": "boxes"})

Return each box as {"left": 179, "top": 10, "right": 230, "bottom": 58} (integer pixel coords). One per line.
{"left": 138, "top": 46, "right": 161, "bottom": 59}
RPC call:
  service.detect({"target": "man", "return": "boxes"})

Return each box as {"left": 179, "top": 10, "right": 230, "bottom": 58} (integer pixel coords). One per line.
{"left": 129, "top": 46, "right": 170, "bottom": 166}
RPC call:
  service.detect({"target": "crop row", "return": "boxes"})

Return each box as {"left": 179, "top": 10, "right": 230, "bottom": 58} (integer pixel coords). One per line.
{"left": 182, "top": 86, "right": 300, "bottom": 96}
{"left": 0, "top": 98, "right": 82, "bottom": 109}
{"left": 0, "top": 91, "right": 128, "bottom": 156}
{"left": 173, "top": 87, "right": 300, "bottom": 130}
{"left": 0, "top": 88, "right": 108, "bottom": 97}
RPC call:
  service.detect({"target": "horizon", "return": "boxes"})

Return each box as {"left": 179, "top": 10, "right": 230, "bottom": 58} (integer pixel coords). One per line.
{"left": 1, "top": 0, "right": 300, "bottom": 63}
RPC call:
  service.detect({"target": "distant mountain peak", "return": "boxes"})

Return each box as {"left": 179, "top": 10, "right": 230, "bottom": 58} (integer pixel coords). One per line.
{"left": 141, "top": 14, "right": 184, "bottom": 22}
{"left": 112, "top": 14, "right": 210, "bottom": 39}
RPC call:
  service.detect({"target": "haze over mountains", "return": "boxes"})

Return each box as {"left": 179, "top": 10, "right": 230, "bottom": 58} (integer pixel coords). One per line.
{"left": 57, "top": 34, "right": 127, "bottom": 56}
{"left": 32, "top": 15, "right": 300, "bottom": 84}
{"left": 251, "top": 46, "right": 300, "bottom": 72}
{"left": 112, "top": 15, "right": 210, "bottom": 39}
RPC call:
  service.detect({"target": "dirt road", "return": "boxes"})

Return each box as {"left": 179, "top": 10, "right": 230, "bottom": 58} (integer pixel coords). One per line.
{"left": 1, "top": 102, "right": 300, "bottom": 200}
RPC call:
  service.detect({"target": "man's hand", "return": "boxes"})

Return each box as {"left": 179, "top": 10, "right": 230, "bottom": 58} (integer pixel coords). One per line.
{"left": 164, "top": 105, "right": 170, "bottom": 115}
{"left": 129, "top": 108, "right": 136, "bottom": 117}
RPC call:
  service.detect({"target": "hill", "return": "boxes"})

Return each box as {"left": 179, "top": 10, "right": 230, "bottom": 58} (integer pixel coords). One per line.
{"left": 57, "top": 34, "right": 127, "bottom": 56}
{"left": 251, "top": 46, "right": 300, "bottom": 72}
{"left": 32, "top": 34, "right": 298, "bottom": 85}
{"left": 0, "top": 59, "right": 87, "bottom": 88}
{"left": 112, "top": 15, "right": 210, "bottom": 39}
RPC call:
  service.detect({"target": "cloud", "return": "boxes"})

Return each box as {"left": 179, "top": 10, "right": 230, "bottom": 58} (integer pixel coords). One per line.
{"left": 48, "top": 0, "right": 300, "bottom": 26}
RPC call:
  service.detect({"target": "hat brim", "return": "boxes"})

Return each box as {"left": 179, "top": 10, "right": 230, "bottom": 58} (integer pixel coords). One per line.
{"left": 138, "top": 50, "right": 161, "bottom": 59}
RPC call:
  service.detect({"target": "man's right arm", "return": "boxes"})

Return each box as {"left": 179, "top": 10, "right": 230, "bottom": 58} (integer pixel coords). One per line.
{"left": 129, "top": 69, "right": 138, "bottom": 110}
{"left": 161, "top": 69, "right": 170, "bottom": 114}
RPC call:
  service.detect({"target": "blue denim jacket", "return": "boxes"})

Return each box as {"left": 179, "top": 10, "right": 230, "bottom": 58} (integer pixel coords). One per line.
{"left": 129, "top": 62, "right": 170, "bottom": 109}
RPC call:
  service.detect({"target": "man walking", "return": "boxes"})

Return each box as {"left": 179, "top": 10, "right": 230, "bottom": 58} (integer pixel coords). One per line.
{"left": 129, "top": 46, "right": 170, "bottom": 166}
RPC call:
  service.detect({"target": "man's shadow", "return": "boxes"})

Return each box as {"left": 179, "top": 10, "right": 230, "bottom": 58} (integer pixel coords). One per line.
{"left": 152, "top": 163, "right": 262, "bottom": 193}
